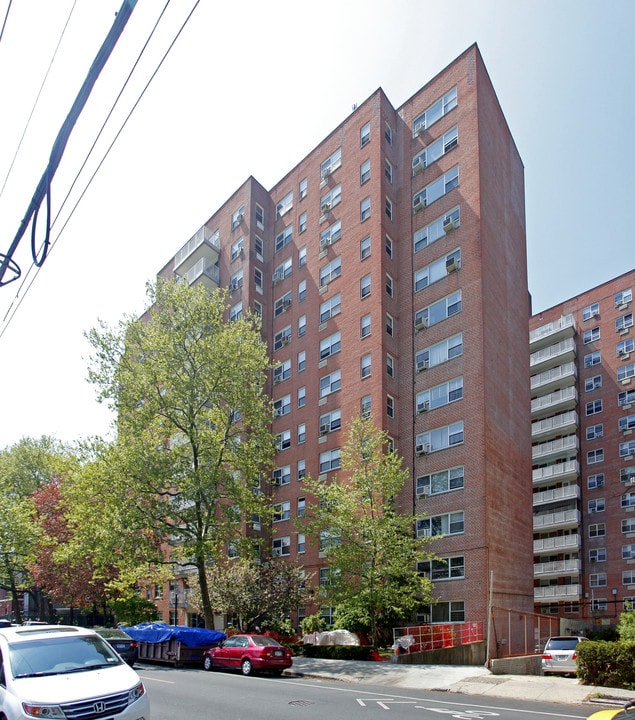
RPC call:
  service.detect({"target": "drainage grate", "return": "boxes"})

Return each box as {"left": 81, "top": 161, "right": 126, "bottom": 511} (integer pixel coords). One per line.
{"left": 289, "top": 700, "right": 315, "bottom": 707}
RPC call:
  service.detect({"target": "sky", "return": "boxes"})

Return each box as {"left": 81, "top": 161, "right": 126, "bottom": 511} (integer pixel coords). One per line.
{"left": 0, "top": 0, "right": 633, "bottom": 448}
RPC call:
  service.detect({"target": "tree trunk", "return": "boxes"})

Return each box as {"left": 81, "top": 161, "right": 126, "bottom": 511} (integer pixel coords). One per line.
{"left": 197, "top": 556, "right": 214, "bottom": 628}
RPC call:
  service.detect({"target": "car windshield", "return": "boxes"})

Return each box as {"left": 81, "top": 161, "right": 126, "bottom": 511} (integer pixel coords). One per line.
{"left": 10, "top": 635, "right": 122, "bottom": 678}
{"left": 96, "top": 629, "right": 130, "bottom": 640}
{"left": 250, "top": 635, "right": 282, "bottom": 647}
{"left": 547, "top": 638, "right": 580, "bottom": 650}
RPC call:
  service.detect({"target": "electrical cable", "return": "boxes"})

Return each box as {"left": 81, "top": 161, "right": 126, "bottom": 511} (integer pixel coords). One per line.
{"left": 0, "top": 0, "right": 13, "bottom": 47}
{"left": 0, "top": 0, "right": 202, "bottom": 341}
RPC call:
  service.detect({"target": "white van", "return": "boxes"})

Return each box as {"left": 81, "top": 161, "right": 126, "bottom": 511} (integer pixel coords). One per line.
{"left": 0, "top": 624, "right": 150, "bottom": 720}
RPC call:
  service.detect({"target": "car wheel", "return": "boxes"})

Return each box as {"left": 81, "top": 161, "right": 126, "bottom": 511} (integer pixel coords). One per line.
{"left": 241, "top": 658, "right": 253, "bottom": 676}
{"left": 203, "top": 655, "right": 214, "bottom": 671}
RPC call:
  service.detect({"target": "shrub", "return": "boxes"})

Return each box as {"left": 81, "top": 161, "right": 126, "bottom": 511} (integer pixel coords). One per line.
{"left": 577, "top": 640, "right": 635, "bottom": 689}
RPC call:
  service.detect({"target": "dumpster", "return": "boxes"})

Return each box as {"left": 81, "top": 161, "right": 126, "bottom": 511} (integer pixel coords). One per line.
{"left": 123, "top": 622, "right": 225, "bottom": 666}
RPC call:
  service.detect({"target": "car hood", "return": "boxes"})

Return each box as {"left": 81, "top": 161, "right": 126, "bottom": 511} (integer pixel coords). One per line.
{"left": 13, "top": 663, "right": 140, "bottom": 704}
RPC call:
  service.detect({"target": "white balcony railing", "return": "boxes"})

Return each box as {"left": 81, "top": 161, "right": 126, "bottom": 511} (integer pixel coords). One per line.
{"left": 534, "top": 584, "right": 582, "bottom": 600}
{"left": 530, "top": 314, "right": 575, "bottom": 345}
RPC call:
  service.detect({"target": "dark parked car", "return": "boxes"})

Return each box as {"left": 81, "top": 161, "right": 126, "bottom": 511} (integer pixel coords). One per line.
{"left": 94, "top": 627, "right": 139, "bottom": 667}
{"left": 203, "top": 634, "right": 292, "bottom": 676}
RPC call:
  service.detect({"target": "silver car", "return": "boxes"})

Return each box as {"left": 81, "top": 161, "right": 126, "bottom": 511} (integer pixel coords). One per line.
{"left": 541, "top": 635, "right": 588, "bottom": 675}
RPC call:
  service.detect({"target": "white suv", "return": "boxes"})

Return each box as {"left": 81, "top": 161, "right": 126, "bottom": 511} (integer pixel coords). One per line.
{"left": 0, "top": 624, "right": 150, "bottom": 720}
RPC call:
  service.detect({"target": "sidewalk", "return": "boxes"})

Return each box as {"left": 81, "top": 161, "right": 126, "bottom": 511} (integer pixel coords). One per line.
{"left": 287, "top": 656, "right": 635, "bottom": 708}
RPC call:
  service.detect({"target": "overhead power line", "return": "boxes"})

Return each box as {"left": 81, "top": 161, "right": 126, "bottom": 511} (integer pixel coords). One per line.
{"left": 0, "top": 0, "right": 138, "bottom": 288}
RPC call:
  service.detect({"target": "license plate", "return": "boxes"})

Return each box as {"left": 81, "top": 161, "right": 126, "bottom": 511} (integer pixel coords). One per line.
{"left": 273, "top": 650, "right": 283, "bottom": 656}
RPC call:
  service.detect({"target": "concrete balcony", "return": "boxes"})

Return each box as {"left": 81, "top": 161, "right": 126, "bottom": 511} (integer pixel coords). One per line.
{"left": 534, "top": 533, "right": 581, "bottom": 555}
{"left": 530, "top": 314, "right": 575, "bottom": 351}
{"left": 531, "top": 362, "right": 577, "bottom": 396}
{"left": 531, "top": 386, "right": 578, "bottom": 420}
{"left": 532, "top": 411, "right": 578, "bottom": 442}
{"left": 533, "top": 484, "right": 580, "bottom": 507}
{"left": 532, "top": 434, "right": 579, "bottom": 463}
{"left": 534, "top": 559, "right": 581, "bottom": 578}
{"left": 533, "top": 508, "right": 580, "bottom": 531}
{"left": 533, "top": 460, "right": 580, "bottom": 487}
{"left": 534, "top": 584, "right": 583, "bottom": 601}
{"left": 530, "top": 337, "right": 577, "bottom": 372}
{"left": 174, "top": 225, "right": 221, "bottom": 277}
{"left": 178, "top": 256, "right": 219, "bottom": 291}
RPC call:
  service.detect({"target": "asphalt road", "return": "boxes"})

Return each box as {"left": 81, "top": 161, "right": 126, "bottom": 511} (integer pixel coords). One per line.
{"left": 135, "top": 662, "right": 600, "bottom": 720}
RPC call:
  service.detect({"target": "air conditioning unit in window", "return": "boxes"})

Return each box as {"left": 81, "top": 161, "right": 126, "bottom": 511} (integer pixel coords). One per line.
{"left": 593, "top": 310, "right": 600, "bottom": 319}
{"left": 416, "top": 359, "right": 429, "bottom": 373}
{"left": 414, "top": 318, "right": 428, "bottom": 332}
{"left": 235, "top": 212, "right": 244, "bottom": 224}
{"left": 283, "top": 299, "right": 292, "bottom": 309}
{"left": 619, "top": 349, "right": 628, "bottom": 358}
{"left": 413, "top": 197, "right": 424, "bottom": 213}
{"left": 416, "top": 492, "right": 427, "bottom": 499}
{"left": 443, "top": 217, "right": 458, "bottom": 232}
{"left": 321, "top": 202, "right": 331, "bottom": 215}
{"left": 412, "top": 158, "right": 425, "bottom": 176}
{"left": 319, "top": 424, "right": 329, "bottom": 435}
{"left": 320, "top": 238, "right": 332, "bottom": 251}
{"left": 417, "top": 401, "right": 429, "bottom": 414}
{"left": 414, "top": 125, "right": 424, "bottom": 138}
{"left": 273, "top": 272, "right": 283, "bottom": 284}
{"left": 415, "top": 443, "right": 430, "bottom": 456}
{"left": 446, "top": 257, "right": 461, "bottom": 273}
{"left": 228, "top": 280, "right": 239, "bottom": 291}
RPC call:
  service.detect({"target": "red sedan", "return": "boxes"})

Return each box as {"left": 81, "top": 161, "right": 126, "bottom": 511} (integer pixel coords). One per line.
{"left": 203, "top": 634, "right": 293, "bottom": 676}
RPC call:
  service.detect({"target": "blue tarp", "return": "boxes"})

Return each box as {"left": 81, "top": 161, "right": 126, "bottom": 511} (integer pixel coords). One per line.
{"left": 123, "top": 622, "right": 225, "bottom": 648}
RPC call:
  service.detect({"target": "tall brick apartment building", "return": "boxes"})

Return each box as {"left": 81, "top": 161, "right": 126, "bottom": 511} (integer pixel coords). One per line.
{"left": 153, "top": 44, "right": 536, "bottom": 640}
{"left": 530, "top": 271, "right": 635, "bottom": 624}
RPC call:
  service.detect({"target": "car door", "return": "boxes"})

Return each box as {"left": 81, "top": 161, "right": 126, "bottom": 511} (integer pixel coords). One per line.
{"left": 214, "top": 636, "right": 236, "bottom": 668}
{"left": 228, "top": 636, "right": 248, "bottom": 668}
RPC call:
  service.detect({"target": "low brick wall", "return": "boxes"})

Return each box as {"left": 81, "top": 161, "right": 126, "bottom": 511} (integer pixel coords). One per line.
{"left": 398, "top": 641, "right": 487, "bottom": 666}
{"left": 489, "top": 654, "right": 542, "bottom": 675}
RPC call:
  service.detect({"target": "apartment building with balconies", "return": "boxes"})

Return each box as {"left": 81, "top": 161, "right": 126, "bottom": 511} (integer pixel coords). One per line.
{"left": 153, "top": 44, "right": 535, "bottom": 639}
{"left": 530, "top": 271, "right": 635, "bottom": 623}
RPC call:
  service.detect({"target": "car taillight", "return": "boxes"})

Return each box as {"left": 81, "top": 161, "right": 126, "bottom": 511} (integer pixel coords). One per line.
{"left": 542, "top": 653, "right": 552, "bottom": 660}
{"left": 130, "top": 641, "right": 138, "bottom": 648}
{"left": 572, "top": 651, "right": 577, "bottom": 659}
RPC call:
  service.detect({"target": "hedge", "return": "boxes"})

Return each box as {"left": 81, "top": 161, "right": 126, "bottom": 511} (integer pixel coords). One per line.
{"left": 576, "top": 640, "right": 635, "bottom": 689}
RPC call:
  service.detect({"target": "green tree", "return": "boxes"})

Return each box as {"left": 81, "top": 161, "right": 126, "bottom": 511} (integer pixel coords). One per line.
{"left": 301, "top": 416, "right": 435, "bottom": 647}
{"left": 84, "top": 280, "right": 276, "bottom": 627}
{"left": 618, "top": 605, "right": 635, "bottom": 641}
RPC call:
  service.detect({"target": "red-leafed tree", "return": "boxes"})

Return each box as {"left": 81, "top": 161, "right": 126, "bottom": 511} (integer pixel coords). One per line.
{"left": 29, "top": 478, "right": 110, "bottom": 619}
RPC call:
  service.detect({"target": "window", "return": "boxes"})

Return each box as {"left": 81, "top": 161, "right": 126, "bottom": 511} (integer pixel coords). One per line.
{"left": 273, "top": 359, "right": 291, "bottom": 384}
{"left": 386, "top": 274, "right": 394, "bottom": 297}
{"left": 587, "top": 449, "right": 604, "bottom": 464}
{"left": 590, "top": 573, "right": 607, "bottom": 588}
{"left": 320, "top": 185, "right": 342, "bottom": 216}
{"left": 386, "top": 353, "right": 395, "bottom": 378}
{"left": 230, "top": 237, "right": 244, "bottom": 261}
{"left": 297, "top": 533, "right": 306, "bottom": 553}
{"left": 385, "top": 234, "right": 393, "bottom": 258}
{"left": 589, "top": 498, "right": 605, "bottom": 513}
{"left": 622, "top": 467, "right": 635, "bottom": 483}
{"left": 617, "top": 313, "right": 634, "bottom": 332}
{"left": 583, "top": 302, "right": 600, "bottom": 321}
{"left": 320, "top": 219, "right": 342, "bottom": 249}
{"left": 618, "top": 364, "right": 635, "bottom": 382}
{"left": 386, "top": 314, "right": 394, "bottom": 337}
{"left": 299, "top": 178, "right": 308, "bottom": 200}
{"left": 298, "top": 315, "right": 306, "bottom": 337}
{"left": 229, "top": 302, "right": 242, "bottom": 322}
{"left": 417, "top": 556, "right": 465, "bottom": 581}
{"left": 416, "top": 420, "right": 464, "bottom": 454}
{"left": 361, "top": 395, "right": 372, "bottom": 418}
{"left": 385, "top": 159, "right": 393, "bottom": 183}
{"left": 416, "top": 466, "right": 464, "bottom": 497}
{"left": 589, "top": 548, "right": 606, "bottom": 563}
{"left": 297, "top": 459, "right": 306, "bottom": 481}
{"left": 360, "top": 159, "right": 370, "bottom": 184}
{"left": 298, "top": 350, "right": 306, "bottom": 373}
{"left": 319, "top": 369, "right": 341, "bottom": 398}
{"left": 413, "top": 166, "right": 458, "bottom": 210}
{"left": 414, "top": 207, "right": 461, "bottom": 253}
{"left": 360, "top": 197, "right": 371, "bottom": 222}
{"left": 360, "top": 121, "right": 370, "bottom": 146}
{"left": 320, "top": 148, "right": 342, "bottom": 180}
{"left": 298, "top": 386, "right": 306, "bottom": 408}
{"left": 384, "top": 121, "right": 392, "bottom": 145}
{"left": 623, "top": 518, "right": 635, "bottom": 534}
{"left": 299, "top": 211, "right": 307, "bottom": 234}
{"left": 275, "top": 225, "right": 293, "bottom": 252}
{"left": 271, "top": 465, "right": 291, "bottom": 485}
{"left": 297, "top": 423, "right": 306, "bottom": 444}
{"left": 253, "top": 300, "right": 262, "bottom": 317}
{"left": 274, "top": 394, "right": 291, "bottom": 417}
{"left": 619, "top": 389, "right": 635, "bottom": 406}
{"left": 585, "top": 375, "right": 602, "bottom": 392}
{"left": 619, "top": 414, "right": 635, "bottom": 432}
{"left": 276, "top": 430, "right": 291, "bottom": 451}
{"left": 385, "top": 197, "right": 393, "bottom": 220}
{"left": 231, "top": 205, "right": 245, "bottom": 230}
{"left": 622, "top": 492, "right": 635, "bottom": 508}
{"left": 297, "top": 498, "right": 306, "bottom": 518}
{"left": 254, "top": 267, "right": 263, "bottom": 292}
{"left": 229, "top": 269, "right": 243, "bottom": 291}
{"left": 320, "top": 257, "right": 342, "bottom": 287}
{"left": 588, "top": 473, "right": 605, "bottom": 489}
{"left": 412, "top": 125, "right": 458, "bottom": 172}
{"left": 589, "top": 523, "right": 606, "bottom": 538}
{"left": 416, "top": 377, "right": 463, "bottom": 413}
{"left": 584, "top": 350, "right": 601, "bottom": 367}
{"left": 273, "top": 257, "right": 292, "bottom": 283}
{"left": 272, "top": 536, "right": 291, "bottom": 556}
{"left": 618, "top": 338, "right": 635, "bottom": 356}
{"left": 319, "top": 293, "right": 341, "bottom": 323}
{"left": 273, "top": 326, "right": 292, "bottom": 351}
{"left": 361, "top": 354, "right": 372, "bottom": 378}
{"left": 360, "top": 313, "right": 371, "bottom": 338}
{"left": 620, "top": 440, "right": 635, "bottom": 457}
{"left": 298, "top": 279, "right": 307, "bottom": 302}
{"left": 274, "top": 291, "right": 292, "bottom": 317}
{"left": 623, "top": 545, "right": 635, "bottom": 560}
{"left": 616, "top": 288, "right": 633, "bottom": 306}
{"left": 586, "top": 424, "right": 604, "bottom": 440}
{"left": 413, "top": 86, "right": 457, "bottom": 134}
{"left": 415, "top": 250, "right": 461, "bottom": 291}
{"left": 320, "top": 331, "right": 341, "bottom": 360}
{"left": 417, "top": 511, "right": 464, "bottom": 538}
{"left": 255, "top": 204, "right": 265, "bottom": 230}
{"left": 360, "top": 274, "right": 371, "bottom": 299}
{"left": 416, "top": 333, "right": 463, "bottom": 372}
{"left": 415, "top": 290, "right": 462, "bottom": 330}
{"left": 386, "top": 395, "right": 395, "bottom": 418}
{"left": 583, "top": 327, "right": 600, "bottom": 344}
{"left": 273, "top": 501, "right": 291, "bottom": 522}
{"left": 298, "top": 246, "right": 307, "bottom": 267}
{"left": 319, "top": 408, "right": 341, "bottom": 434}
{"left": 319, "top": 448, "right": 341, "bottom": 473}
{"left": 586, "top": 399, "right": 603, "bottom": 415}
{"left": 276, "top": 191, "right": 293, "bottom": 219}
{"left": 360, "top": 235, "right": 371, "bottom": 260}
